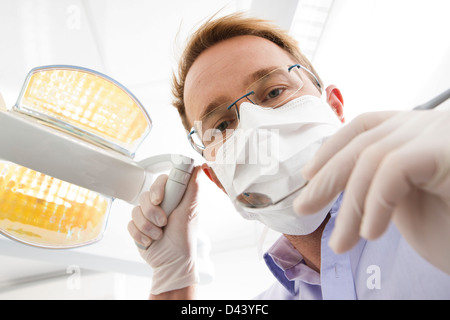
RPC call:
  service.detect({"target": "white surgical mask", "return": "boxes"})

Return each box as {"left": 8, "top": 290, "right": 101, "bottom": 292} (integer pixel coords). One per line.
{"left": 209, "top": 95, "right": 342, "bottom": 235}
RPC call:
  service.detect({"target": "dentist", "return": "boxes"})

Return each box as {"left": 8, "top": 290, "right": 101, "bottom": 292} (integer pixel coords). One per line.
{"left": 128, "top": 13, "right": 450, "bottom": 299}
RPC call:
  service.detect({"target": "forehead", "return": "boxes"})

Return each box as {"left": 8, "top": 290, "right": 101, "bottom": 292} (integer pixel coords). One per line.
{"left": 184, "top": 35, "right": 295, "bottom": 127}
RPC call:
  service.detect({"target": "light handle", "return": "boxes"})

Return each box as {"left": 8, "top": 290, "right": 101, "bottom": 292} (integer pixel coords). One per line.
{"left": 136, "top": 154, "right": 195, "bottom": 215}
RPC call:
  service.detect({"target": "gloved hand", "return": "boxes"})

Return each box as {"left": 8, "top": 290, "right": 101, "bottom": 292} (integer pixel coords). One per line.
{"left": 293, "top": 110, "right": 450, "bottom": 275}
{"left": 128, "top": 167, "right": 201, "bottom": 295}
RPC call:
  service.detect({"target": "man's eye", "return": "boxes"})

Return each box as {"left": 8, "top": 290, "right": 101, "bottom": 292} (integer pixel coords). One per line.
{"left": 216, "top": 120, "right": 230, "bottom": 132}
{"left": 267, "top": 88, "right": 284, "bottom": 100}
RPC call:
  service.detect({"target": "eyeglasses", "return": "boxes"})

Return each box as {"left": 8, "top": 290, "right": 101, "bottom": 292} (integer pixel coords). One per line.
{"left": 188, "top": 64, "right": 321, "bottom": 159}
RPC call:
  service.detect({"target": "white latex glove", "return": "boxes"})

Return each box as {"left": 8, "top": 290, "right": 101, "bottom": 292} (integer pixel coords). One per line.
{"left": 128, "top": 167, "right": 201, "bottom": 295}
{"left": 293, "top": 110, "right": 450, "bottom": 275}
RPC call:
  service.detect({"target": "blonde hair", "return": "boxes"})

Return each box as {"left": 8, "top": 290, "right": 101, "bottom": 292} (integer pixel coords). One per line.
{"left": 172, "top": 12, "right": 323, "bottom": 130}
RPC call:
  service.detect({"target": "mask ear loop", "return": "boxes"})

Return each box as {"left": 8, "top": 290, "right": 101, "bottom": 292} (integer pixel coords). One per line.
{"left": 256, "top": 225, "right": 270, "bottom": 260}
{"left": 320, "top": 83, "right": 329, "bottom": 102}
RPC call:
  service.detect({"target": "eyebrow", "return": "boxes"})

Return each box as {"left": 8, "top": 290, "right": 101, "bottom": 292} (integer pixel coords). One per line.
{"left": 245, "top": 66, "right": 279, "bottom": 88}
{"left": 198, "top": 96, "right": 229, "bottom": 124}
{"left": 195, "top": 66, "right": 280, "bottom": 124}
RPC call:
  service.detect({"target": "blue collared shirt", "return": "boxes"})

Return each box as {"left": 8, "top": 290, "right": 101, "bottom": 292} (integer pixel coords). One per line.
{"left": 257, "top": 194, "right": 450, "bottom": 300}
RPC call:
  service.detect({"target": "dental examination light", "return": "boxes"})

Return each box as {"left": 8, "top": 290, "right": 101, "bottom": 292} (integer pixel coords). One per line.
{"left": 0, "top": 66, "right": 194, "bottom": 249}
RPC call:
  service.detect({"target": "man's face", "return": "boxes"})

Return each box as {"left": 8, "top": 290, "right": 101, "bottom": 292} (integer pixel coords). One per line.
{"left": 184, "top": 35, "right": 323, "bottom": 162}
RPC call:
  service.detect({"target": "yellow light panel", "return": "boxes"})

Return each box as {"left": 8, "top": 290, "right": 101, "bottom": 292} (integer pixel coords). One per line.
{"left": 0, "top": 162, "right": 111, "bottom": 248}
{"left": 18, "top": 67, "right": 151, "bottom": 156}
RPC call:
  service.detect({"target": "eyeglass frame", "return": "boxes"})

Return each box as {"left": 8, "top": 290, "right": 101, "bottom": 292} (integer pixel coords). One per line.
{"left": 187, "top": 63, "right": 322, "bottom": 156}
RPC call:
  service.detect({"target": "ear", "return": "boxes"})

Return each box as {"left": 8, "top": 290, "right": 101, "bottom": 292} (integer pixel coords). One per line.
{"left": 325, "top": 85, "right": 345, "bottom": 123}
{"left": 201, "top": 163, "right": 227, "bottom": 194}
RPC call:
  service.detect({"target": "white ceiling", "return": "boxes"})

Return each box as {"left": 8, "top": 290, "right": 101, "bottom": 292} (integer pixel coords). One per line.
{"left": 1, "top": 0, "right": 450, "bottom": 298}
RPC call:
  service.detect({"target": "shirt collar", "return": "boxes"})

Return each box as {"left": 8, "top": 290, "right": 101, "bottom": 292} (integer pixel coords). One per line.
{"left": 263, "top": 193, "right": 344, "bottom": 295}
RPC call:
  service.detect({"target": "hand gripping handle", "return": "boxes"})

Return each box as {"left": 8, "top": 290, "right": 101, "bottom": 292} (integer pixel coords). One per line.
{"left": 137, "top": 154, "right": 195, "bottom": 216}
{"left": 134, "top": 154, "right": 194, "bottom": 250}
